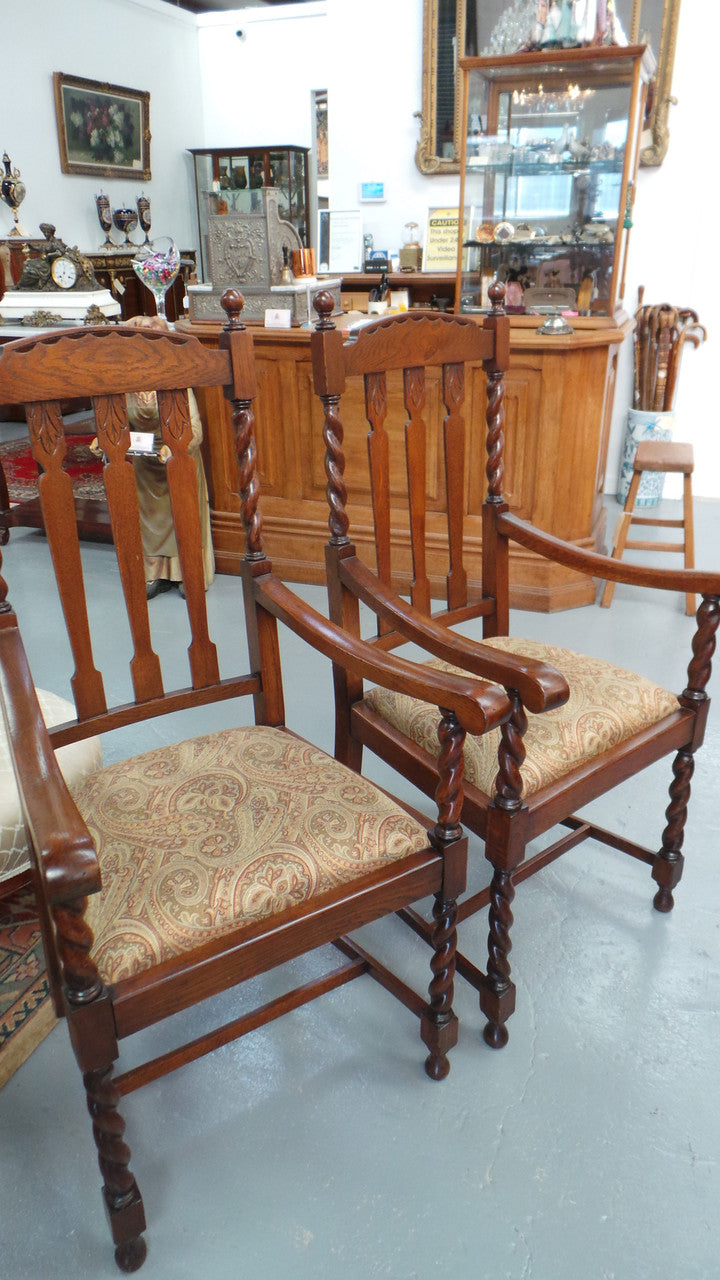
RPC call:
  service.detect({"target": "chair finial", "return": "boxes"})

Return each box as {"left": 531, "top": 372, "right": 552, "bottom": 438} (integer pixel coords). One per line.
{"left": 221, "top": 289, "right": 246, "bottom": 330}
{"left": 313, "top": 290, "right": 336, "bottom": 331}
{"left": 488, "top": 280, "right": 506, "bottom": 314}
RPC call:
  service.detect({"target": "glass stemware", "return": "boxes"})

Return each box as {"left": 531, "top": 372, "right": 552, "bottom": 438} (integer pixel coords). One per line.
{"left": 131, "top": 236, "right": 181, "bottom": 321}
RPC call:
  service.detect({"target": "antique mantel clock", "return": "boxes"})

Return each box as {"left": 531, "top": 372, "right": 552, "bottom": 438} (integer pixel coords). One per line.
{"left": 0, "top": 223, "right": 121, "bottom": 322}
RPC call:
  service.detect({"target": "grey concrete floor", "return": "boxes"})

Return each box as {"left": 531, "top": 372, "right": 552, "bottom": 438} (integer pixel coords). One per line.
{"left": 0, "top": 496, "right": 718, "bottom": 1280}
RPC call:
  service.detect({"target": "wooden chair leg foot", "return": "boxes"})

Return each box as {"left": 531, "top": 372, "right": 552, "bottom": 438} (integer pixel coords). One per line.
{"left": 421, "top": 1006, "right": 459, "bottom": 1080}
{"left": 482, "top": 1020, "right": 509, "bottom": 1050}
{"left": 479, "top": 980, "right": 516, "bottom": 1049}
{"left": 653, "top": 887, "right": 675, "bottom": 913}
{"left": 423, "top": 1013, "right": 458, "bottom": 1081}
{"left": 114, "top": 1237, "right": 148, "bottom": 1274}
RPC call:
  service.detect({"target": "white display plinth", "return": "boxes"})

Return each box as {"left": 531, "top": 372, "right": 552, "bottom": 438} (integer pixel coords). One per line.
{"left": 0, "top": 289, "right": 121, "bottom": 322}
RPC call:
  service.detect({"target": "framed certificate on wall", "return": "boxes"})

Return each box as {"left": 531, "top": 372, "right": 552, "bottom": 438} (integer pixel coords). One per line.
{"left": 317, "top": 210, "right": 363, "bottom": 273}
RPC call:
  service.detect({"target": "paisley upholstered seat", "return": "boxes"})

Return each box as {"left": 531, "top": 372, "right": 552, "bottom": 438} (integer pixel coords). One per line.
{"left": 363, "top": 638, "right": 680, "bottom": 800}
{"left": 84, "top": 725, "right": 429, "bottom": 985}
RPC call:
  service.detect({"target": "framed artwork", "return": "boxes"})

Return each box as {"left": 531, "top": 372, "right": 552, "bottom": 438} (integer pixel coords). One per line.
{"left": 53, "top": 72, "right": 151, "bottom": 180}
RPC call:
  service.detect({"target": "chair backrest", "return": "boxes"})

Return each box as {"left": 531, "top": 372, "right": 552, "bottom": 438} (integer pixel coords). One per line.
{"left": 0, "top": 290, "right": 275, "bottom": 753}
{"left": 310, "top": 287, "right": 510, "bottom": 639}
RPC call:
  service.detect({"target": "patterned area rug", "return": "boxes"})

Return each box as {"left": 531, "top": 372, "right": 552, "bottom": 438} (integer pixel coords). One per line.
{"left": 0, "top": 433, "right": 104, "bottom": 503}
{"left": 0, "top": 890, "right": 57, "bottom": 1087}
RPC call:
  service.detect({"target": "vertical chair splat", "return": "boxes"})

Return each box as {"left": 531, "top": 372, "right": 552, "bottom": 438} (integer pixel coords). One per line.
{"left": 364, "top": 370, "right": 392, "bottom": 598}
{"left": 402, "top": 365, "right": 431, "bottom": 616}
{"left": 26, "top": 400, "right": 106, "bottom": 720}
{"left": 93, "top": 393, "right": 165, "bottom": 705}
{"left": 157, "top": 388, "right": 220, "bottom": 690}
{"left": 442, "top": 361, "right": 468, "bottom": 611}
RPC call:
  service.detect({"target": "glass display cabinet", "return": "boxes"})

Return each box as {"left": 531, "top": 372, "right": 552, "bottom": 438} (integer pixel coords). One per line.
{"left": 188, "top": 145, "right": 310, "bottom": 279}
{"left": 455, "top": 46, "right": 653, "bottom": 320}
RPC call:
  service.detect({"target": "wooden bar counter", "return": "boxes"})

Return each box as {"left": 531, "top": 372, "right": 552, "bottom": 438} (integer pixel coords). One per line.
{"left": 178, "top": 310, "right": 631, "bottom": 611}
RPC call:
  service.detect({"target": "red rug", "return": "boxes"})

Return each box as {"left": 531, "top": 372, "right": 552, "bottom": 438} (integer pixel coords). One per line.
{"left": 0, "top": 889, "right": 57, "bottom": 1087}
{"left": 0, "top": 433, "right": 105, "bottom": 503}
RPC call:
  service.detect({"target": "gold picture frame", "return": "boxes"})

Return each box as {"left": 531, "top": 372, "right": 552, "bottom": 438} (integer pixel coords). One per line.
{"left": 53, "top": 72, "right": 151, "bottom": 180}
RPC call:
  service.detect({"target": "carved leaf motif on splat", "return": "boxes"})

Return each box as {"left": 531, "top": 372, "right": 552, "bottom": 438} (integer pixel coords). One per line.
{"left": 404, "top": 367, "right": 426, "bottom": 419}
{"left": 158, "top": 389, "right": 190, "bottom": 444}
{"left": 27, "top": 402, "right": 64, "bottom": 462}
{"left": 365, "top": 372, "right": 388, "bottom": 431}
{"left": 443, "top": 363, "right": 464, "bottom": 411}
{"left": 94, "top": 396, "right": 128, "bottom": 451}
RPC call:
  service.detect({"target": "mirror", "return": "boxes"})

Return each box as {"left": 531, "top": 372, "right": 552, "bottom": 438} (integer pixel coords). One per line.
{"left": 416, "top": 0, "right": 681, "bottom": 174}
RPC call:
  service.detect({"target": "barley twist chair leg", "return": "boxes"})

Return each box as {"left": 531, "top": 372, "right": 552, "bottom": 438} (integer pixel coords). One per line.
{"left": 84, "top": 1064, "right": 147, "bottom": 1273}
{"left": 652, "top": 749, "right": 692, "bottom": 912}
{"left": 480, "top": 867, "right": 516, "bottom": 1049}
{"left": 421, "top": 892, "right": 460, "bottom": 1081}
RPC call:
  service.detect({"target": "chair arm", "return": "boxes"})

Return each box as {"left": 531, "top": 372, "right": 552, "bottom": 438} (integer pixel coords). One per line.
{"left": 254, "top": 575, "right": 513, "bottom": 737}
{"left": 0, "top": 625, "right": 100, "bottom": 905}
{"left": 498, "top": 512, "right": 720, "bottom": 597}
{"left": 337, "top": 555, "right": 569, "bottom": 714}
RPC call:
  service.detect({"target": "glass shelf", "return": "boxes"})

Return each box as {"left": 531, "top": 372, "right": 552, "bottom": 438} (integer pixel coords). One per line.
{"left": 456, "top": 47, "right": 652, "bottom": 319}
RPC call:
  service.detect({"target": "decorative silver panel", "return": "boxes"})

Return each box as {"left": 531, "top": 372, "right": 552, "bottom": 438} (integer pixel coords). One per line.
{"left": 206, "top": 188, "right": 301, "bottom": 292}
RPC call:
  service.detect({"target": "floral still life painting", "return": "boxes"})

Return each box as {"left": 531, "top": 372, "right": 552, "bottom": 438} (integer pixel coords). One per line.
{"left": 53, "top": 72, "right": 151, "bottom": 180}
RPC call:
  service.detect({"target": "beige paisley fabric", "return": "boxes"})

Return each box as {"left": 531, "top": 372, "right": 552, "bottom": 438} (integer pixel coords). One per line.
{"left": 79, "top": 725, "right": 429, "bottom": 985}
{"left": 363, "top": 637, "right": 680, "bottom": 799}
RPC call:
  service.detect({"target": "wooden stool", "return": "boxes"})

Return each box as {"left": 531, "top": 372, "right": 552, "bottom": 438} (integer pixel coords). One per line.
{"left": 600, "top": 440, "right": 696, "bottom": 615}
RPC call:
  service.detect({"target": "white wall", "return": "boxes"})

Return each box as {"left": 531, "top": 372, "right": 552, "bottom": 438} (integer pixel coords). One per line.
{"left": 3, "top": 0, "right": 716, "bottom": 497}
{"left": 610, "top": 8, "right": 713, "bottom": 499}
{"left": 197, "top": 2, "right": 327, "bottom": 147}
{"left": 1, "top": 0, "right": 203, "bottom": 256}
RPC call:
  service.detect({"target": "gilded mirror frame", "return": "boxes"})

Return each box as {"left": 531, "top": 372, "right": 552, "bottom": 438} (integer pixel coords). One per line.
{"left": 416, "top": 0, "right": 681, "bottom": 174}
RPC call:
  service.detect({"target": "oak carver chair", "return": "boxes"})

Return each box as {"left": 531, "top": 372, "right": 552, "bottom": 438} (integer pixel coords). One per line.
{"left": 310, "top": 283, "right": 720, "bottom": 1053}
{"left": 0, "top": 292, "right": 516, "bottom": 1272}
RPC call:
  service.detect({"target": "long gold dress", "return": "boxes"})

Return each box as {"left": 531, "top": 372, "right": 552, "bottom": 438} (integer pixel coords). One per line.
{"left": 127, "top": 388, "right": 215, "bottom": 590}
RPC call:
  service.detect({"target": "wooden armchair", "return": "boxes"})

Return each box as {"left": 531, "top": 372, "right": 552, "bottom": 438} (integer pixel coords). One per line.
{"left": 310, "top": 285, "right": 720, "bottom": 1053}
{"left": 0, "top": 293, "right": 515, "bottom": 1272}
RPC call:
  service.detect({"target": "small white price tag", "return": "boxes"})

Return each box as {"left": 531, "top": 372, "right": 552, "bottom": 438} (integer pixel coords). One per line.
{"left": 264, "top": 308, "right": 292, "bottom": 329}
{"left": 129, "top": 431, "right": 155, "bottom": 454}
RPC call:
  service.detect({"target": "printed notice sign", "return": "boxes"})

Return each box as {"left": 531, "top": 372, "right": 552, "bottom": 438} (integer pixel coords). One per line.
{"left": 422, "top": 207, "right": 460, "bottom": 272}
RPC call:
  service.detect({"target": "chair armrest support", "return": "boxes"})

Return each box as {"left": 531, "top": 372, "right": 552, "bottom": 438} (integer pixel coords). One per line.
{"left": 0, "top": 624, "right": 100, "bottom": 905}
{"left": 498, "top": 513, "right": 720, "bottom": 597}
{"left": 253, "top": 575, "right": 513, "bottom": 737}
{"left": 337, "top": 555, "right": 569, "bottom": 714}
